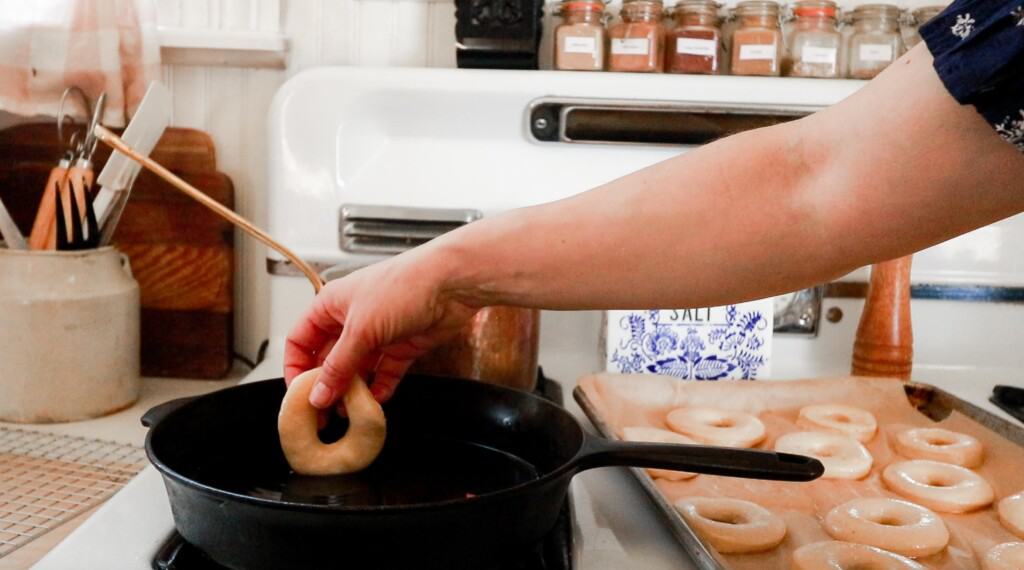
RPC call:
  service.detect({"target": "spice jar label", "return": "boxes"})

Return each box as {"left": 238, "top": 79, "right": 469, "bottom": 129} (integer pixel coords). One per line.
{"left": 611, "top": 38, "right": 651, "bottom": 56}
{"left": 676, "top": 37, "right": 717, "bottom": 57}
{"left": 858, "top": 43, "right": 893, "bottom": 62}
{"left": 800, "top": 46, "right": 837, "bottom": 65}
{"left": 605, "top": 299, "right": 775, "bottom": 380}
{"left": 564, "top": 36, "right": 598, "bottom": 55}
{"left": 738, "top": 44, "right": 776, "bottom": 61}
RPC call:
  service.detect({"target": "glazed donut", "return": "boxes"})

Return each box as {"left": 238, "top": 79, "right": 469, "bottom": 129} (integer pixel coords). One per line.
{"left": 665, "top": 408, "right": 766, "bottom": 448}
{"left": 893, "top": 427, "right": 983, "bottom": 468}
{"left": 673, "top": 497, "right": 786, "bottom": 554}
{"left": 792, "top": 541, "right": 926, "bottom": 570}
{"left": 983, "top": 542, "right": 1024, "bottom": 570}
{"left": 823, "top": 497, "right": 949, "bottom": 558}
{"left": 621, "top": 426, "right": 698, "bottom": 481}
{"left": 278, "top": 367, "right": 387, "bottom": 476}
{"left": 882, "top": 459, "right": 994, "bottom": 513}
{"left": 773, "top": 431, "right": 873, "bottom": 479}
{"left": 998, "top": 492, "right": 1024, "bottom": 539}
{"left": 796, "top": 404, "right": 878, "bottom": 443}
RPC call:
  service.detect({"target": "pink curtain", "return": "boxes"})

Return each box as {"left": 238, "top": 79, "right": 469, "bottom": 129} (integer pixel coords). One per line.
{"left": 0, "top": 0, "right": 160, "bottom": 126}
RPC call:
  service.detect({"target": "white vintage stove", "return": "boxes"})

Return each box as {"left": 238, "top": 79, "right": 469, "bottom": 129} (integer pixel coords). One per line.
{"left": 37, "top": 67, "right": 1024, "bottom": 569}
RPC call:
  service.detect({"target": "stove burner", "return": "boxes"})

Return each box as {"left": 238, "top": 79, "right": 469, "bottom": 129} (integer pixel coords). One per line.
{"left": 151, "top": 371, "right": 574, "bottom": 570}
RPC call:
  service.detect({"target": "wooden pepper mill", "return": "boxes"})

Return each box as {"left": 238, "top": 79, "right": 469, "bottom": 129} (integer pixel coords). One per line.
{"left": 852, "top": 256, "right": 914, "bottom": 380}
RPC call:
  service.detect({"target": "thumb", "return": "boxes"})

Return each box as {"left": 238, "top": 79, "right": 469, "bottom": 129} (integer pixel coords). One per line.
{"left": 309, "top": 328, "right": 373, "bottom": 409}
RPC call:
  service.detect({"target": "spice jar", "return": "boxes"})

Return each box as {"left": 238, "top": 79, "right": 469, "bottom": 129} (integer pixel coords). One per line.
{"left": 554, "top": 0, "right": 608, "bottom": 71}
{"left": 730, "top": 1, "right": 782, "bottom": 76}
{"left": 846, "top": 4, "right": 904, "bottom": 80}
{"left": 608, "top": 0, "right": 665, "bottom": 72}
{"left": 665, "top": 0, "right": 723, "bottom": 74}
{"left": 905, "top": 5, "right": 944, "bottom": 48}
{"left": 784, "top": 0, "right": 841, "bottom": 78}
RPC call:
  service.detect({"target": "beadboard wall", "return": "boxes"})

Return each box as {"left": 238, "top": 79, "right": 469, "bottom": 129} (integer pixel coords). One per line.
{"left": 156, "top": 0, "right": 944, "bottom": 363}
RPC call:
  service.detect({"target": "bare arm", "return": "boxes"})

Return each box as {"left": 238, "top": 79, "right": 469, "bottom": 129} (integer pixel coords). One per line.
{"left": 287, "top": 43, "right": 1024, "bottom": 409}
{"left": 442, "top": 44, "right": 1024, "bottom": 309}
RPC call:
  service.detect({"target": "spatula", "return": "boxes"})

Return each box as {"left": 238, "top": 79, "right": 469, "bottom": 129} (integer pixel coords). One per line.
{"left": 94, "top": 82, "right": 171, "bottom": 245}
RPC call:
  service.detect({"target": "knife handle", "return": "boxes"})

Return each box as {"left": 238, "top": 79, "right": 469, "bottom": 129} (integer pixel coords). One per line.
{"left": 28, "top": 166, "right": 68, "bottom": 250}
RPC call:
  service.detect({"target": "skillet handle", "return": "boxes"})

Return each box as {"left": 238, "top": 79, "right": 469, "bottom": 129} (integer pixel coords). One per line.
{"left": 571, "top": 434, "right": 824, "bottom": 482}
{"left": 141, "top": 396, "right": 200, "bottom": 428}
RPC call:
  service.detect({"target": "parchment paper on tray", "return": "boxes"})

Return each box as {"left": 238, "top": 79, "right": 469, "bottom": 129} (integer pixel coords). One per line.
{"left": 576, "top": 373, "right": 1024, "bottom": 570}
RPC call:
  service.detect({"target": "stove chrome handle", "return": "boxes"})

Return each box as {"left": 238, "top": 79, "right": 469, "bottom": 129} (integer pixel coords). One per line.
{"left": 527, "top": 97, "right": 812, "bottom": 146}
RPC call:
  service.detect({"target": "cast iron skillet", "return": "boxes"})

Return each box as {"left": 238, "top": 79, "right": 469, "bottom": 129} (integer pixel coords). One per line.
{"left": 143, "top": 374, "right": 823, "bottom": 570}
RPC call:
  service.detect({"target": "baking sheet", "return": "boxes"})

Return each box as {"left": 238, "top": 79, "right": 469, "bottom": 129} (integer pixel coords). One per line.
{"left": 575, "top": 374, "right": 1024, "bottom": 570}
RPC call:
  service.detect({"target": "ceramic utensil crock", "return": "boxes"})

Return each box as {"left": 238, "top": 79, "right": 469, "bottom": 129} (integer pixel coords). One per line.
{"left": 0, "top": 247, "right": 140, "bottom": 422}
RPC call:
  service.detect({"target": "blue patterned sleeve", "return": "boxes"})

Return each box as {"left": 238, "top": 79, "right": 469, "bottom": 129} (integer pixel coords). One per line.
{"left": 920, "top": 0, "right": 1024, "bottom": 153}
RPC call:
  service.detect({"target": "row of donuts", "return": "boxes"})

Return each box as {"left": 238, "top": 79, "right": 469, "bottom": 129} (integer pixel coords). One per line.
{"left": 621, "top": 403, "right": 1024, "bottom": 568}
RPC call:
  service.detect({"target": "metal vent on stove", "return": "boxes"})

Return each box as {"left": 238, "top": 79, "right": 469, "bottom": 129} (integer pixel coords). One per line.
{"left": 340, "top": 204, "right": 482, "bottom": 255}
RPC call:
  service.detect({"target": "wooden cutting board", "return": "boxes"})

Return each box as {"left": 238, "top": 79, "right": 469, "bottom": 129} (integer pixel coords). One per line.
{"left": 0, "top": 124, "right": 234, "bottom": 379}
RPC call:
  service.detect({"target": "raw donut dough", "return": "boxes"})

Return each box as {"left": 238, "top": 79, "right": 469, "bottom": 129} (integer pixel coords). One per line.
{"left": 983, "top": 542, "right": 1024, "bottom": 570}
{"left": 882, "top": 459, "right": 994, "bottom": 513}
{"left": 998, "top": 492, "right": 1024, "bottom": 539}
{"left": 773, "top": 431, "right": 873, "bottom": 479}
{"left": 621, "top": 426, "right": 698, "bottom": 481}
{"left": 665, "top": 407, "right": 766, "bottom": 448}
{"left": 823, "top": 497, "right": 949, "bottom": 558}
{"left": 797, "top": 404, "right": 878, "bottom": 443}
{"left": 893, "top": 427, "right": 984, "bottom": 468}
{"left": 278, "top": 367, "right": 386, "bottom": 476}
{"left": 792, "top": 541, "right": 926, "bottom": 570}
{"left": 673, "top": 497, "right": 786, "bottom": 554}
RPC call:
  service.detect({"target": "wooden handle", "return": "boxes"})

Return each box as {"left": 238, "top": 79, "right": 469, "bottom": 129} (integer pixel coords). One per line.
{"left": 93, "top": 125, "right": 325, "bottom": 294}
{"left": 28, "top": 167, "right": 67, "bottom": 250}
{"left": 852, "top": 255, "right": 914, "bottom": 379}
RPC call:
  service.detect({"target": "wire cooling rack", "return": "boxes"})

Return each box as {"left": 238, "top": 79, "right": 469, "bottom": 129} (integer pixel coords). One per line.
{"left": 0, "top": 427, "right": 148, "bottom": 558}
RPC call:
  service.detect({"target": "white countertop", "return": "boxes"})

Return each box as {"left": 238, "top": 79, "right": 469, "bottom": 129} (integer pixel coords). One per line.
{"left": 29, "top": 361, "right": 1024, "bottom": 570}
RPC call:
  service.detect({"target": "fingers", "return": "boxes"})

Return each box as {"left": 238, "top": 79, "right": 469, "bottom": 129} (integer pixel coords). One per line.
{"left": 310, "top": 327, "right": 375, "bottom": 409}
{"left": 371, "top": 355, "right": 415, "bottom": 403}
{"left": 284, "top": 284, "right": 348, "bottom": 384}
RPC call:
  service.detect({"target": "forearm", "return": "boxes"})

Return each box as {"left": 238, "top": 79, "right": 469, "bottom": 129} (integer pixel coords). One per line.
{"left": 433, "top": 44, "right": 1024, "bottom": 311}
{"left": 436, "top": 121, "right": 843, "bottom": 310}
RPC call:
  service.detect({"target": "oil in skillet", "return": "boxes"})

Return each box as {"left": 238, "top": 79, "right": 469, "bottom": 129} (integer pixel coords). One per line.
{"left": 238, "top": 435, "right": 539, "bottom": 507}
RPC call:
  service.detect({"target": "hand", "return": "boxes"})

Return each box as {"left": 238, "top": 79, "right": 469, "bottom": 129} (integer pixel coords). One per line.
{"left": 284, "top": 247, "right": 479, "bottom": 410}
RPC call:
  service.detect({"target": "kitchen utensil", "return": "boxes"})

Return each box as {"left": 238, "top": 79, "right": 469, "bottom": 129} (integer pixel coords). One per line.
{"left": 410, "top": 306, "right": 541, "bottom": 391}
{"left": 0, "top": 194, "right": 26, "bottom": 249}
{"left": 991, "top": 385, "right": 1024, "bottom": 425}
{"left": 93, "top": 124, "right": 324, "bottom": 293}
{"left": 852, "top": 255, "right": 914, "bottom": 379}
{"left": 142, "top": 374, "right": 822, "bottom": 570}
{"left": 64, "top": 92, "right": 105, "bottom": 236}
{"left": 27, "top": 151, "right": 72, "bottom": 250}
{"left": 30, "top": 87, "right": 91, "bottom": 250}
{"left": 0, "top": 246, "right": 139, "bottom": 422}
{"left": 95, "top": 82, "right": 171, "bottom": 245}
{"left": 54, "top": 182, "right": 99, "bottom": 250}
{"left": 577, "top": 377, "right": 1024, "bottom": 570}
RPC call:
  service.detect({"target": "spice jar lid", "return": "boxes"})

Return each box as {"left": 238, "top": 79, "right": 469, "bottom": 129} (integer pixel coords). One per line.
{"left": 734, "top": 0, "right": 780, "bottom": 16}
{"left": 792, "top": 0, "right": 837, "bottom": 19}
{"left": 623, "top": 0, "right": 664, "bottom": 5}
{"left": 850, "top": 3, "right": 900, "bottom": 21}
{"left": 557, "top": 0, "right": 606, "bottom": 12}
{"left": 672, "top": 0, "right": 719, "bottom": 16}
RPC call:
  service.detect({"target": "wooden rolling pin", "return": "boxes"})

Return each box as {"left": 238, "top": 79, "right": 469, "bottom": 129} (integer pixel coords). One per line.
{"left": 852, "top": 255, "right": 914, "bottom": 379}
